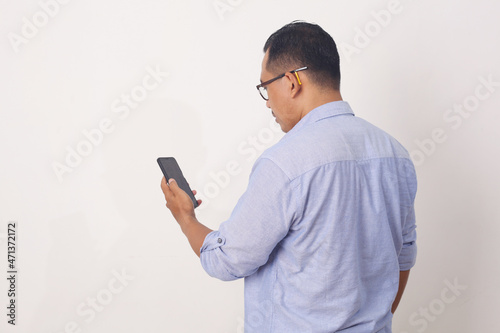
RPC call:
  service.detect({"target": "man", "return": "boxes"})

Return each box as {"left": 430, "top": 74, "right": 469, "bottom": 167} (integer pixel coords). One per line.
{"left": 160, "top": 21, "right": 417, "bottom": 333}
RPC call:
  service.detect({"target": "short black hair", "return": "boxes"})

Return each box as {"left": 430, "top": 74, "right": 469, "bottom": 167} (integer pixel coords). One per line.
{"left": 263, "top": 21, "right": 341, "bottom": 90}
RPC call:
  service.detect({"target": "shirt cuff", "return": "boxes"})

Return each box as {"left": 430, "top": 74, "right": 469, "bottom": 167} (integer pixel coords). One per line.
{"left": 200, "top": 230, "right": 226, "bottom": 252}
{"left": 398, "top": 241, "right": 417, "bottom": 271}
{"left": 199, "top": 231, "right": 239, "bottom": 281}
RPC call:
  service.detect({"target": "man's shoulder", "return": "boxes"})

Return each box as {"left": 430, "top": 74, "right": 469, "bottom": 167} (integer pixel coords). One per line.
{"left": 259, "top": 114, "right": 412, "bottom": 180}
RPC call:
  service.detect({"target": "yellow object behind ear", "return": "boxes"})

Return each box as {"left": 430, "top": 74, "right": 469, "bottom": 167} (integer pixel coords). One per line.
{"left": 295, "top": 72, "right": 302, "bottom": 85}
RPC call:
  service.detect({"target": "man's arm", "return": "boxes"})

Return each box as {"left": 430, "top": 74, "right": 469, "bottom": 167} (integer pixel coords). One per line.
{"left": 160, "top": 176, "right": 212, "bottom": 257}
{"left": 391, "top": 269, "right": 410, "bottom": 313}
{"left": 160, "top": 157, "right": 295, "bottom": 282}
{"left": 178, "top": 215, "right": 213, "bottom": 257}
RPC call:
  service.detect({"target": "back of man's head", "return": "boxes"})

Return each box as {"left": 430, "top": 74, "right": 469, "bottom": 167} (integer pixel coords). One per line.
{"left": 264, "top": 21, "right": 341, "bottom": 91}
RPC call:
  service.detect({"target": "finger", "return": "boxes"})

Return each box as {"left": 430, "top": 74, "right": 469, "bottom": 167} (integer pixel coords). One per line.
{"left": 168, "top": 178, "right": 181, "bottom": 193}
{"left": 197, "top": 199, "right": 202, "bottom": 206}
{"left": 192, "top": 189, "right": 197, "bottom": 195}
{"left": 161, "top": 177, "right": 172, "bottom": 198}
{"left": 161, "top": 176, "right": 168, "bottom": 190}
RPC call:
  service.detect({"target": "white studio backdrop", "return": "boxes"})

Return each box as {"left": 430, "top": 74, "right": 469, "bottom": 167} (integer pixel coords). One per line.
{"left": 0, "top": 0, "right": 499, "bottom": 332}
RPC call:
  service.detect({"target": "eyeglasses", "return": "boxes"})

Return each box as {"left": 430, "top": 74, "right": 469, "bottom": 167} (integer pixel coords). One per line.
{"left": 256, "top": 66, "right": 308, "bottom": 101}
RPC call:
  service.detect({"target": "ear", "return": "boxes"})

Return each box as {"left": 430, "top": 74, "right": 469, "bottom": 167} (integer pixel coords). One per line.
{"left": 284, "top": 72, "right": 302, "bottom": 98}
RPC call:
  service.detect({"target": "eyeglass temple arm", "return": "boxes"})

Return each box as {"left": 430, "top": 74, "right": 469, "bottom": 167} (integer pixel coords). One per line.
{"left": 292, "top": 67, "right": 308, "bottom": 85}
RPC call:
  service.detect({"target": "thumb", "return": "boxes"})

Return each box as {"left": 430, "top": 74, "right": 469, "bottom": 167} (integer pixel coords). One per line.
{"left": 168, "top": 178, "right": 180, "bottom": 192}
{"left": 169, "top": 178, "right": 190, "bottom": 200}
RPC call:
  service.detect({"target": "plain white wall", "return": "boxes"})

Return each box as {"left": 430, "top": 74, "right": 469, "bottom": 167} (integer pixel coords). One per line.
{"left": 1, "top": 0, "right": 499, "bottom": 332}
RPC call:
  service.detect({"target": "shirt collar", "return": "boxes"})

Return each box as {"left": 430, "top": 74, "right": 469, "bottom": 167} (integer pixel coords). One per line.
{"left": 286, "top": 100, "right": 355, "bottom": 135}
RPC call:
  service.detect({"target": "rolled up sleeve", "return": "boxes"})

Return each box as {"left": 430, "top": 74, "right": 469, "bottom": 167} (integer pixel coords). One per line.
{"left": 398, "top": 162, "right": 418, "bottom": 271}
{"left": 398, "top": 205, "right": 417, "bottom": 271}
{"left": 200, "top": 157, "right": 298, "bottom": 281}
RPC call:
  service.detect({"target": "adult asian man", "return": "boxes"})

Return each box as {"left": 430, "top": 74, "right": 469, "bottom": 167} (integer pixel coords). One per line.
{"left": 160, "top": 21, "right": 417, "bottom": 333}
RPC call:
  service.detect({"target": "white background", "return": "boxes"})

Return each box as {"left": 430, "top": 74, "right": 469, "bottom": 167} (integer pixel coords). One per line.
{"left": 1, "top": 0, "right": 499, "bottom": 332}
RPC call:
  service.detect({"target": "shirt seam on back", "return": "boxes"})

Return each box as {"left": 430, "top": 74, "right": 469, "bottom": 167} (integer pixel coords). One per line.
{"left": 264, "top": 155, "right": 413, "bottom": 183}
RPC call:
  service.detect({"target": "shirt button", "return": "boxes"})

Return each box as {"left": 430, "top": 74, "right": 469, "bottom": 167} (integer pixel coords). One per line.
{"left": 217, "top": 238, "right": 223, "bottom": 244}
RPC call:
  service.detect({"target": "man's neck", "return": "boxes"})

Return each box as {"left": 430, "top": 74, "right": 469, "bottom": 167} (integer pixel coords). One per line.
{"left": 300, "top": 90, "right": 343, "bottom": 120}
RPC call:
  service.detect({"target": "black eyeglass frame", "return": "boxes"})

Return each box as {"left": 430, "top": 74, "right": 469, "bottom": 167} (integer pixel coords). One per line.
{"left": 256, "top": 66, "right": 308, "bottom": 101}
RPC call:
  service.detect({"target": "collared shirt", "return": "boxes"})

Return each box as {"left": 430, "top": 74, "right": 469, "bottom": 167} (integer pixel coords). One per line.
{"left": 200, "top": 101, "right": 417, "bottom": 333}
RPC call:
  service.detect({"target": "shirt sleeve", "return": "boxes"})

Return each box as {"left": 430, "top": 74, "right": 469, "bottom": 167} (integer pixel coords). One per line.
{"left": 398, "top": 205, "right": 417, "bottom": 271}
{"left": 199, "top": 157, "right": 298, "bottom": 281}
{"left": 398, "top": 162, "right": 418, "bottom": 271}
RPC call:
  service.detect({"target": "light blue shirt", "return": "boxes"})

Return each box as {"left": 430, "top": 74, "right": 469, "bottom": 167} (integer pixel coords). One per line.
{"left": 200, "top": 101, "right": 417, "bottom": 333}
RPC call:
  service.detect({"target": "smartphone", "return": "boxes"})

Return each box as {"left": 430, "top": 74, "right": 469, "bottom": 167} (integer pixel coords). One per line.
{"left": 157, "top": 157, "right": 199, "bottom": 208}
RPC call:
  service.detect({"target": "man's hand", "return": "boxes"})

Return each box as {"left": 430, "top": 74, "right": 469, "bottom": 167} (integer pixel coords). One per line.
{"left": 160, "top": 176, "right": 202, "bottom": 225}
{"left": 160, "top": 176, "right": 212, "bottom": 257}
